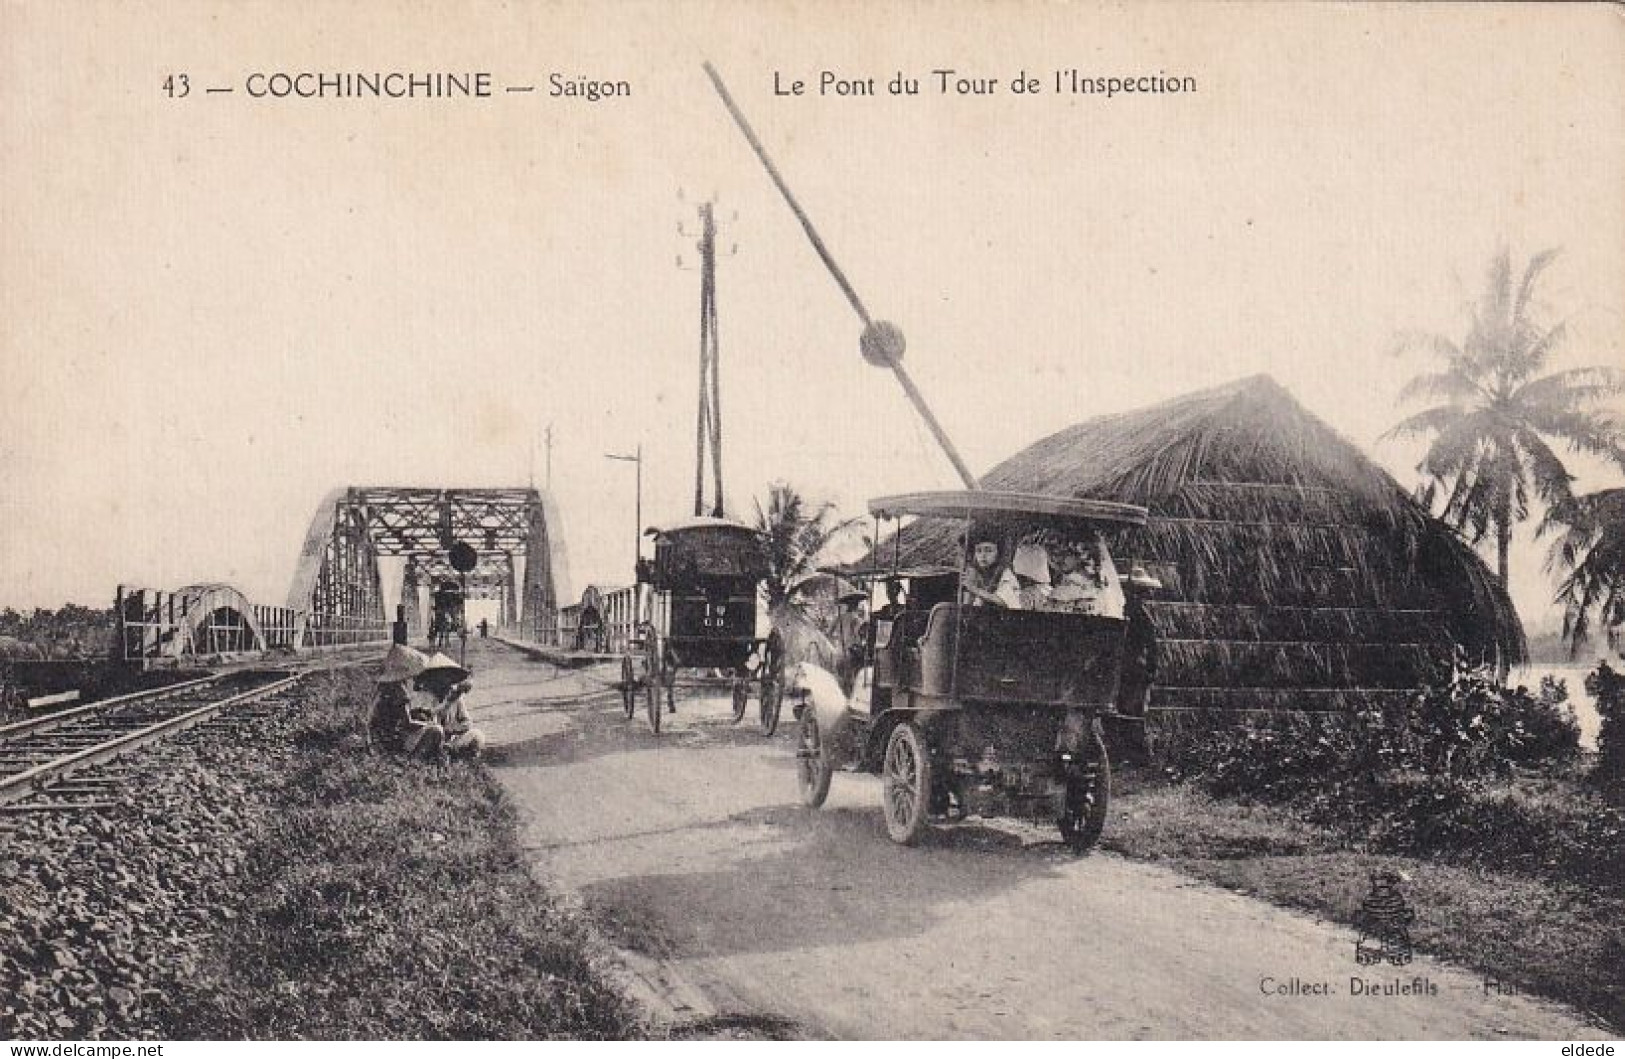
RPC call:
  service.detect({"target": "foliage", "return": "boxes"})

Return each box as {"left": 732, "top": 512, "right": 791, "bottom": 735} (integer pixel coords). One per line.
{"left": 163, "top": 669, "right": 638, "bottom": 1039}
{"left": 1405, "top": 662, "right": 1580, "bottom": 777}
{"left": 1588, "top": 661, "right": 1625, "bottom": 803}
{"left": 0, "top": 604, "right": 115, "bottom": 658}
{"left": 750, "top": 482, "right": 864, "bottom": 609}
{"left": 1386, "top": 247, "right": 1625, "bottom": 585}
{"left": 750, "top": 482, "right": 866, "bottom": 669}
{"left": 1542, "top": 488, "right": 1625, "bottom": 656}
{"left": 1177, "top": 655, "right": 1579, "bottom": 802}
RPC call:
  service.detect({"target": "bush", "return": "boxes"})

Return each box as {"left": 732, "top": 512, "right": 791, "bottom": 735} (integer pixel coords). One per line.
{"left": 1168, "top": 657, "right": 1621, "bottom": 893}
{"left": 1178, "top": 656, "right": 1580, "bottom": 802}
{"left": 1358, "top": 774, "right": 1625, "bottom": 892}
{"left": 1589, "top": 661, "right": 1625, "bottom": 802}
{"left": 1408, "top": 662, "right": 1579, "bottom": 778}
{"left": 1174, "top": 708, "right": 1383, "bottom": 803}
{"left": 1519, "top": 676, "right": 1583, "bottom": 766}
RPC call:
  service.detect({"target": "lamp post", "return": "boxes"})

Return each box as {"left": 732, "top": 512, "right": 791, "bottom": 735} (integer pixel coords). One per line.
{"left": 604, "top": 445, "right": 643, "bottom": 573}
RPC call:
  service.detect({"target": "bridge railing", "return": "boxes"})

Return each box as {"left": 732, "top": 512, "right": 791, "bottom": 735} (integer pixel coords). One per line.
{"left": 511, "top": 585, "right": 639, "bottom": 653}
{"left": 302, "top": 614, "right": 392, "bottom": 648}
{"left": 116, "top": 584, "right": 389, "bottom": 664}
{"left": 254, "top": 604, "right": 302, "bottom": 651}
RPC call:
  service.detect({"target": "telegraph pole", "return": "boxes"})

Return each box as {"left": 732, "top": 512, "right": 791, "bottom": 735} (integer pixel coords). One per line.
{"left": 692, "top": 201, "right": 726, "bottom": 517}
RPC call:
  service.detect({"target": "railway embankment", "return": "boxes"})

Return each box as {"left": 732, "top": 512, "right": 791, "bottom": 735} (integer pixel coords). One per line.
{"left": 0, "top": 666, "right": 638, "bottom": 1040}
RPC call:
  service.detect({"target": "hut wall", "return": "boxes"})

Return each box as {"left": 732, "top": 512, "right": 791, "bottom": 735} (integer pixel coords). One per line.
{"left": 1120, "top": 479, "right": 1457, "bottom": 729}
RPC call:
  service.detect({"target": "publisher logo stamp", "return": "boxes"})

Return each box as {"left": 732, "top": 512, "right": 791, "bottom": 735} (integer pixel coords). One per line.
{"left": 1354, "top": 869, "right": 1416, "bottom": 967}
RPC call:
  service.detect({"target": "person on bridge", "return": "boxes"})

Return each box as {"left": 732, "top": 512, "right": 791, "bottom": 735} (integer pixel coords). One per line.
{"left": 368, "top": 644, "right": 446, "bottom": 760}
{"left": 575, "top": 601, "right": 603, "bottom": 653}
{"left": 419, "top": 652, "right": 485, "bottom": 763}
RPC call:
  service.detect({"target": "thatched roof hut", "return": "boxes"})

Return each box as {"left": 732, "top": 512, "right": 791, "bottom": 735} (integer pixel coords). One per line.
{"left": 868, "top": 375, "right": 1523, "bottom": 723}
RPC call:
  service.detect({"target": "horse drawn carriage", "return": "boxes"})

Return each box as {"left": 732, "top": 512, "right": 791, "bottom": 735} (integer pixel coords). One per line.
{"left": 429, "top": 579, "right": 465, "bottom": 651}
{"left": 621, "top": 517, "right": 783, "bottom": 735}
{"left": 793, "top": 490, "right": 1153, "bottom": 851}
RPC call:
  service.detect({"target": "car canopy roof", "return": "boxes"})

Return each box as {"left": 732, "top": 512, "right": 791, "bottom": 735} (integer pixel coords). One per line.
{"left": 867, "top": 490, "right": 1148, "bottom": 528}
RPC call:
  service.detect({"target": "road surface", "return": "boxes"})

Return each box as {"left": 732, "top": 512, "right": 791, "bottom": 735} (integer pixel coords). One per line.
{"left": 461, "top": 640, "right": 1607, "bottom": 1040}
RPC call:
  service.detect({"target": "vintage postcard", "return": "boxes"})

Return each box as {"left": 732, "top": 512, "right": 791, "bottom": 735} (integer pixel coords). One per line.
{"left": 3, "top": 0, "right": 1623, "bottom": 1044}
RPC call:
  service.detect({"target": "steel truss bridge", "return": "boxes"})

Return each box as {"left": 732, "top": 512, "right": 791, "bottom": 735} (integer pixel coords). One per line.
{"left": 118, "top": 486, "right": 569, "bottom": 663}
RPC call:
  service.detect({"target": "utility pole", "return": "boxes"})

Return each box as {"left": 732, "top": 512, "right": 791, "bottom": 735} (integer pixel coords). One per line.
{"left": 692, "top": 201, "right": 725, "bottom": 518}
{"left": 545, "top": 423, "right": 554, "bottom": 491}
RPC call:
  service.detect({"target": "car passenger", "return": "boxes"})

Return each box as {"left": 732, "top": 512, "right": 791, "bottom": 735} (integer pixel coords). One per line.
{"left": 1011, "top": 540, "right": 1053, "bottom": 610}
{"left": 1047, "top": 535, "right": 1126, "bottom": 618}
{"left": 961, "top": 535, "right": 1021, "bottom": 609}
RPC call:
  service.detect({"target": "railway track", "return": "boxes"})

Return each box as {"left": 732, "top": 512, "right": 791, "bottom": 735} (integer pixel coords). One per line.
{"left": 0, "top": 669, "right": 305, "bottom": 810}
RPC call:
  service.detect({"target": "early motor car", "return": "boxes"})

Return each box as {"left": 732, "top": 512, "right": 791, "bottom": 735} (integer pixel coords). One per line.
{"left": 793, "top": 490, "right": 1153, "bottom": 850}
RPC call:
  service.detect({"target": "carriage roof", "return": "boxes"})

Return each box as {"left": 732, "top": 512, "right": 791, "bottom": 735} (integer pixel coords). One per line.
{"left": 644, "top": 516, "right": 767, "bottom": 584}
{"left": 645, "top": 515, "right": 761, "bottom": 539}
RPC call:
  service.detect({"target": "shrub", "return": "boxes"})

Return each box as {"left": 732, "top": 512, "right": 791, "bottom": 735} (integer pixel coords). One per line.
{"left": 1518, "top": 675, "right": 1583, "bottom": 766}
{"left": 1589, "top": 661, "right": 1625, "bottom": 802}
{"left": 1178, "top": 656, "right": 1581, "bottom": 801}
{"left": 1175, "top": 705, "right": 1390, "bottom": 804}
{"left": 1359, "top": 774, "right": 1625, "bottom": 892}
{"left": 1407, "top": 662, "right": 1580, "bottom": 778}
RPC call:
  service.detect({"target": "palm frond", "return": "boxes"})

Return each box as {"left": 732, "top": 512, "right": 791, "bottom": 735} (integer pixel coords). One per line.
{"left": 1382, "top": 404, "right": 1464, "bottom": 441}
{"left": 1513, "top": 365, "right": 1625, "bottom": 410}
{"left": 1395, "top": 370, "right": 1483, "bottom": 407}
{"left": 1388, "top": 329, "right": 1467, "bottom": 367}
{"left": 1513, "top": 247, "right": 1562, "bottom": 328}
{"left": 1542, "top": 488, "right": 1625, "bottom": 655}
{"left": 1510, "top": 426, "right": 1575, "bottom": 508}
{"left": 1520, "top": 405, "right": 1625, "bottom": 460}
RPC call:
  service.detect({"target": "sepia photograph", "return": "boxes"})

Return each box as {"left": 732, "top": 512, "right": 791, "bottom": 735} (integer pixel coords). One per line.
{"left": 2, "top": 0, "right": 1623, "bottom": 1043}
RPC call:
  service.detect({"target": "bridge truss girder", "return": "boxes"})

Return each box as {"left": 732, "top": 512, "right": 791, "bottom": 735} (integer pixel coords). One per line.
{"left": 289, "top": 487, "right": 566, "bottom": 646}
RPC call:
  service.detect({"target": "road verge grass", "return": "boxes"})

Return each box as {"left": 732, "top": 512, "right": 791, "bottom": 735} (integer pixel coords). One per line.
{"left": 161, "top": 667, "right": 640, "bottom": 1039}
{"left": 1105, "top": 772, "right": 1625, "bottom": 1032}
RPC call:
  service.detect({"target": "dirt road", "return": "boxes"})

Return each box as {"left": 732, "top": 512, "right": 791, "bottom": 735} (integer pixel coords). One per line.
{"left": 464, "top": 641, "right": 1606, "bottom": 1040}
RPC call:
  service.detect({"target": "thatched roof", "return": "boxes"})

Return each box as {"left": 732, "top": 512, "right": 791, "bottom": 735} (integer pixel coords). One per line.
{"left": 864, "top": 375, "right": 1524, "bottom": 707}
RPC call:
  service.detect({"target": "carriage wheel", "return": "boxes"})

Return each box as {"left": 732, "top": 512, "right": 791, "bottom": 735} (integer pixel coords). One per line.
{"left": 1058, "top": 730, "right": 1112, "bottom": 853}
{"left": 620, "top": 656, "right": 636, "bottom": 719}
{"left": 644, "top": 638, "right": 663, "bottom": 735}
{"left": 758, "top": 674, "right": 783, "bottom": 736}
{"left": 757, "top": 635, "right": 783, "bottom": 736}
{"left": 730, "top": 674, "right": 749, "bottom": 724}
{"left": 796, "top": 711, "right": 833, "bottom": 808}
{"left": 882, "top": 722, "right": 932, "bottom": 846}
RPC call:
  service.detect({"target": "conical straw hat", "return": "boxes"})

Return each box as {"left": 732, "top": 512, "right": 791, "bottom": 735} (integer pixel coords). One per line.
{"left": 420, "top": 652, "right": 471, "bottom": 684}
{"left": 377, "top": 644, "right": 429, "bottom": 683}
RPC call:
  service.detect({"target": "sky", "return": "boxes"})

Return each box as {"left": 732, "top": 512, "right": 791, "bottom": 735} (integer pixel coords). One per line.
{"left": 2, "top": 1, "right": 1622, "bottom": 637}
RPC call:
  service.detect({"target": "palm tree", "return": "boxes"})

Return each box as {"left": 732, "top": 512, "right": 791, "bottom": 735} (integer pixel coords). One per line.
{"left": 751, "top": 482, "right": 865, "bottom": 667}
{"left": 1541, "top": 487, "right": 1625, "bottom": 656}
{"left": 752, "top": 482, "right": 865, "bottom": 608}
{"left": 1387, "top": 248, "right": 1624, "bottom": 584}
